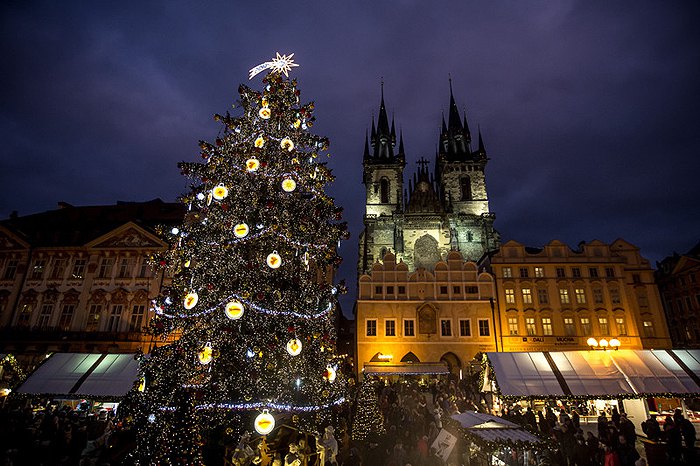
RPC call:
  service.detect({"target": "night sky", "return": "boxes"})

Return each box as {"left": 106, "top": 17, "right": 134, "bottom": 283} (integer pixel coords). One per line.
{"left": 2, "top": 1, "right": 699, "bottom": 315}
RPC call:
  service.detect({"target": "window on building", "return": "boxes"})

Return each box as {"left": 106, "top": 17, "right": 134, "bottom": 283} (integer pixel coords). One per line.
{"left": 643, "top": 320, "right": 655, "bottom": 337}
{"left": 632, "top": 274, "right": 641, "bottom": 284}
{"left": 138, "top": 258, "right": 151, "bottom": 278}
{"left": 404, "top": 319, "right": 415, "bottom": 337}
{"left": 535, "top": 267, "right": 544, "bottom": 278}
{"left": 98, "top": 258, "right": 114, "bottom": 279}
{"left": 453, "top": 286, "right": 460, "bottom": 294}
{"left": 386, "top": 286, "right": 394, "bottom": 294}
{"left": 366, "top": 320, "right": 377, "bottom": 336}
{"left": 71, "top": 259, "right": 86, "bottom": 279}
{"left": 37, "top": 304, "right": 53, "bottom": 329}
{"left": 605, "top": 267, "right": 615, "bottom": 278}
{"left": 117, "top": 258, "right": 133, "bottom": 279}
{"left": 575, "top": 288, "right": 586, "bottom": 304}
{"left": 380, "top": 178, "right": 389, "bottom": 203}
{"left": 522, "top": 288, "right": 533, "bottom": 304}
{"left": 385, "top": 319, "right": 396, "bottom": 336}
{"left": 538, "top": 289, "right": 549, "bottom": 304}
{"left": 505, "top": 288, "right": 515, "bottom": 304}
{"left": 556, "top": 267, "right": 566, "bottom": 278}
{"left": 440, "top": 286, "right": 448, "bottom": 295}
{"left": 460, "top": 176, "right": 472, "bottom": 201}
{"left": 542, "top": 317, "right": 553, "bottom": 335}
{"left": 460, "top": 319, "right": 472, "bottom": 337}
{"left": 598, "top": 317, "right": 609, "bottom": 335}
{"left": 610, "top": 288, "right": 621, "bottom": 304}
{"left": 478, "top": 319, "right": 490, "bottom": 336}
{"left": 440, "top": 319, "right": 452, "bottom": 337}
{"left": 17, "top": 304, "right": 32, "bottom": 327}
{"left": 559, "top": 288, "right": 570, "bottom": 304}
{"left": 572, "top": 267, "right": 581, "bottom": 278}
{"left": 398, "top": 286, "right": 406, "bottom": 295}
{"left": 50, "top": 258, "right": 66, "bottom": 280}
{"left": 615, "top": 317, "right": 627, "bottom": 335}
{"left": 86, "top": 304, "right": 102, "bottom": 331}
{"left": 3, "top": 260, "right": 18, "bottom": 280}
{"left": 374, "top": 286, "right": 382, "bottom": 295}
{"left": 130, "top": 305, "right": 146, "bottom": 331}
{"left": 107, "top": 305, "right": 123, "bottom": 332}
{"left": 58, "top": 304, "right": 75, "bottom": 331}
{"left": 508, "top": 317, "right": 518, "bottom": 335}
{"left": 503, "top": 267, "right": 512, "bottom": 278}
{"left": 580, "top": 317, "right": 592, "bottom": 335}
{"left": 466, "top": 286, "right": 478, "bottom": 294}
{"left": 564, "top": 318, "right": 576, "bottom": 336}
{"left": 31, "top": 260, "right": 46, "bottom": 280}
{"left": 520, "top": 267, "right": 529, "bottom": 278}
{"left": 526, "top": 318, "right": 536, "bottom": 336}
{"left": 593, "top": 288, "right": 604, "bottom": 304}
{"left": 589, "top": 267, "right": 599, "bottom": 278}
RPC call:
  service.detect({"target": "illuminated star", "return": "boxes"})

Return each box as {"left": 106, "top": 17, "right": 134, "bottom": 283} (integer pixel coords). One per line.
{"left": 269, "top": 52, "right": 299, "bottom": 77}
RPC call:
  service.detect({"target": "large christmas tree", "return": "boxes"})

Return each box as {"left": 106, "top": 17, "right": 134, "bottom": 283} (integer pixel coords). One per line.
{"left": 127, "top": 53, "right": 349, "bottom": 464}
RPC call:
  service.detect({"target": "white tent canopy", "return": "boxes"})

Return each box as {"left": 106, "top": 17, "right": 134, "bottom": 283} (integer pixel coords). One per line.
{"left": 486, "top": 349, "right": 700, "bottom": 399}
{"left": 16, "top": 353, "right": 139, "bottom": 398}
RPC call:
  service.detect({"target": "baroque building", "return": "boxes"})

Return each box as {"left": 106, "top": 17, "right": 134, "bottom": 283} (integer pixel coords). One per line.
{"left": 485, "top": 239, "right": 672, "bottom": 352}
{"left": 356, "top": 85, "right": 501, "bottom": 378}
{"left": 0, "top": 199, "right": 183, "bottom": 368}
{"left": 655, "top": 241, "right": 700, "bottom": 348}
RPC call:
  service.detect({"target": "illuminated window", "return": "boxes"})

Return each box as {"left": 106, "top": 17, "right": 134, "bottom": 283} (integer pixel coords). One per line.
{"left": 535, "top": 267, "right": 544, "bottom": 278}
{"left": 538, "top": 289, "right": 549, "bottom": 304}
{"left": 86, "top": 304, "right": 102, "bottom": 331}
{"left": 130, "top": 305, "right": 146, "bottom": 331}
{"left": 58, "top": 304, "right": 74, "bottom": 331}
{"left": 505, "top": 288, "right": 515, "bottom": 304}
{"left": 643, "top": 320, "right": 655, "bottom": 337}
{"left": 542, "top": 317, "right": 553, "bottom": 335}
{"left": 366, "top": 319, "right": 377, "bottom": 336}
{"left": 520, "top": 267, "right": 529, "bottom": 278}
{"left": 593, "top": 288, "right": 604, "bottom": 304}
{"left": 441, "top": 319, "right": 452, "bottom": 337}
{"left": 526, "top": 318, "right": 536, "bottom": 336}
{"left": 508, "top": 317, "right": 518, "bottom": 335}
{"left": 522, "top": 288, "right": 533, "bottom": 304}
{"left": 559, "top": 288, "right": 570, "bottom": 304}
{"left": 564, "top": 318, "right": 576, "bottom": 336}
{"left": 580, "top": 317, "right": 592, "bottom": 335}
{"left": 404, "top": 319, "right": 415, "bottom": 337}
{"left": 575, "top": 288, "right": 586, "bottom": 304}
{"left": 598, "top": 317, "right": 609, "bottom": 335}
{"left": 31, "top": 260, "right": 46, "bottom": 280}
{"left": 17, "top": 304, "right": 31, "bottom": 327}
{"left": 72, "top": 259, "right": 86, "bottom": 279}
{"left": 478, "top": 319, "right": 490, "bottom": 336}
{"left": 460, "top": 319, "right": 471, "bottom": 337}
{"left": 503, "top": 267, "right": 512, "bottom": 278}
{"left": 385, "top": 319, "right": 396, "bottom": 336}
{"left": 615, "top": 317, "right": 627, "bottom": 336}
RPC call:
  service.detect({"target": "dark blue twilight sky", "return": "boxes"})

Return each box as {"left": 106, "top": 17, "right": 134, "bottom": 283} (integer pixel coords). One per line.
{"left": 2, "top": 1, "right": 699, "bottom": 315}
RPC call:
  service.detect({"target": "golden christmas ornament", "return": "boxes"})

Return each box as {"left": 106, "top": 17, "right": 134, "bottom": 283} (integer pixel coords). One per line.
{"left": 254, "top": 136, "right": 265, "bottom": 148}
{"left": 258, "top": 107, "right": 271, "bottom": 119}
{"left": 266, "top": 251, "right": 282, "bottom": 269}
{"left": 184, "top": 292, "right": 199, "bottom": 310}
{"left": 212, "top": 185, "right": 229, "bottom": 200}
{"left": 254, "top": 410, "right": 275, "bottom": 435}
{"left": 323, "top": 365, "right": 337, "bottom": 383}
{"left": 293, "top": 119, "right": 301, "bottom": 129}
{"left": 233, "top": 223, "right": 250, "bottom": 238}
{"left": 198, "top": 343, "right": 214, "bottom": 365}
{"left": 246, "top": 157, "right": 260, "bottom": 172}
{"left": 224, "top": 300, "right": 245, "bottom": 320}
{"left": 281, "top": 178, "right": 297, "bottom": 192}
{"left": 138, "top": 378, "right": 146, "bottom": 392}
{"left": 280, "top": 137, "right": 294, "bottom": 151}
{"left": 184, "top": 259, "right": 191, "bottom": 268}
{"left": 286, "top": 338, "right": 302, "bottom": 356}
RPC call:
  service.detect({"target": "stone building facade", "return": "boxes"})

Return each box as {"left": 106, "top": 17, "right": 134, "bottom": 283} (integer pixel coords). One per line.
{"left": 485, "top": 239, "right": 672, "bottom": 352}
{"left": 655, "top": 241, "right": 700, "bottom": 348}
{"left": 0, "top": 199, "right": 183, "bottom": 368}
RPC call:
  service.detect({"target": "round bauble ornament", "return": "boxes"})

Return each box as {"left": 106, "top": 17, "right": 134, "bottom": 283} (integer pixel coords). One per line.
{"left": 266, "top": 251, "right": 282, "bottom": 269}
{"left": 138, "top": 378, "right": 146, "bottom": 392}
{"left": 258, "top": 107, "right": 271, "bottom": 119}
{"left": 184, "top": 292, "right": 199, "bottom": 310}
{"left": 281, "top": 178, "right": 296, "bottom": 192}
{"left": 254, "top": 136, "right": 265, "bottom": 148}
{"left": 212, "top": 185, "right": 229, "bottom": 200}
{"left": 224, "top": 300, "right": 245, "bottom": 320}
{"left": 246, "top": 157, "right": 260, "bottom": 172}
{"left": 198, "top": 342, "right": 214, "bottom": 365}
{"left": 233, "top": 223, "right": 249, "bottom": 238}
{"left": 286, "top": 338, "right": 302, "bottom": 356}
{"left": 323, "top": 365, "right": 337, "bottom": 383}
{"left": 254, "top": 409, "right": 275, "bottom": 435}
{"left": 293, "top": 119, "right": 301, "bottom": 129}
{"left": 280, "top": 137, "right": 294, "bottom": 151}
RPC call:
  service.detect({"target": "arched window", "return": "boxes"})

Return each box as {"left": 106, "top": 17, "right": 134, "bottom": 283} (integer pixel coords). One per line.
{"left": 460, "top": 176, "right": 471, "bottom": 201}
{"left": 380, "top": 178, "right": 389, "bottom": 203}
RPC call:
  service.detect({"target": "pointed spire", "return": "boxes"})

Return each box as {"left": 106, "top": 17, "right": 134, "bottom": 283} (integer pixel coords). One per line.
{"left": 370, "top": 114, "right": 376, "bottom": 142}
{"left": 390, "top": 117, "right": 396, "bottom": 142}
{"left": 363, "top": 130, "right": 370, "bottom": 159}
{"left": 478, "top": 127, "right": 486, "bottom": 156}
{"left": 441, "top": 112, "right": 447, "bottom": 134}
{"left": 398, "top": 130, "right": 405, "bottom": 155}
{"left": 463, "top": 111, "right": 472, "bottom": 143}
{"left": 448, "top": 76, "right": 463, "bottom": 131}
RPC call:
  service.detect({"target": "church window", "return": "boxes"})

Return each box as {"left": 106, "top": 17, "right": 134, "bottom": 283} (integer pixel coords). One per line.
{"left": 385, "top": 319, "right": 396, "bottom": 337}
{"left": 366, "top": 319, "right": 377, "bottom": 336}
{"left": 380, "top": 178, "right": 389, "bottom": 203}
{"left": 460, "top": 176, "right": 471, "bottom": 201}
{"left": 478, "top": 319, "right": 490, "bottom": 336}
{"left": 542, "top": 317, "right": 553, "bottom": 335}
{"left": 440, "top": 319, "right": 452, "bottom": 337}
{"left": 460, "top": 319, "right": 471, "bottom": 337}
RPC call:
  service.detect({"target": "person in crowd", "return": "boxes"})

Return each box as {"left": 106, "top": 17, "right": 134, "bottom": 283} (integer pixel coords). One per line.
{"left": 615, "top": 433, "right": 639, "bottom": 466}
{"left": 641, "top": 414, "right": 661, "bottom": 441}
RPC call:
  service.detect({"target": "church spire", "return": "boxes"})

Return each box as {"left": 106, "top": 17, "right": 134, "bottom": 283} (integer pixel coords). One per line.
{"left": 369, "top": 80, "right": 396, "bottom": 160}
{"left": 448, "top": 76, "right": 463, "bottom": 131}
{"left": 363, "top": 130, "right": 370, "bottom": 159}
{"left": 477, "top": 127, "right": 486, "bottom": 158}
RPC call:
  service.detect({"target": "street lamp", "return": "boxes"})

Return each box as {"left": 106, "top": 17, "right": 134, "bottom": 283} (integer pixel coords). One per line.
{"left": 587, "top": 337, "right": 621, "bottom": 350}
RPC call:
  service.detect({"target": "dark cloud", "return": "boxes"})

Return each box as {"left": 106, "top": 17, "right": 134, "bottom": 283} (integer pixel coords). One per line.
{"left": 2, "top": 1, "right": 699, "bottom": 315}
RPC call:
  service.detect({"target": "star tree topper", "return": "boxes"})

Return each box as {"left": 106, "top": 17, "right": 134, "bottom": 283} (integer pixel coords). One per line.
{"left": 249, "top": 52, "right": 299, "bottom": 80}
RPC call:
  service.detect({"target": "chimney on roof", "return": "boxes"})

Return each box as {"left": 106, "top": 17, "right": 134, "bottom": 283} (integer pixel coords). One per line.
{"left": 57, "top": 202, "right": 73, "bottom": 209}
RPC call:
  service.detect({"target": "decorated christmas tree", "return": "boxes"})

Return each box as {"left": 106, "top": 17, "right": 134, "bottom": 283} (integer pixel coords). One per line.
{"left": 351, "top": 377, "right": 386, "bottom": 442}
{"left": 126, "top": 53, "right": 349, "bottom": 464}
